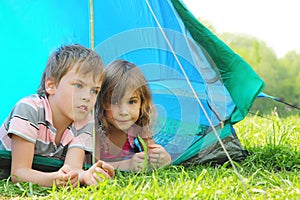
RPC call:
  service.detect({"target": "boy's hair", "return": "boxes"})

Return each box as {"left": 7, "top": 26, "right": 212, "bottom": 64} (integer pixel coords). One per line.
{"left": 37, "top": 44, "right": 105, "bottom": 96}
{"left": 96, "top": 60, "right": 154, "bottom": 135}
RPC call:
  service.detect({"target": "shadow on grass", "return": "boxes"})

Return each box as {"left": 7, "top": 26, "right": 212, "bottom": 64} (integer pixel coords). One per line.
{"left": 242, "top": 145, "right": 300, "bottom": 172}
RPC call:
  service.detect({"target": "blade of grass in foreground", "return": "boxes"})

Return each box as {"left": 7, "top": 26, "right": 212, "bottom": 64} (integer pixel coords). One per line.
{"left": 137, "top": 135, "right": 148, "bottom": 172}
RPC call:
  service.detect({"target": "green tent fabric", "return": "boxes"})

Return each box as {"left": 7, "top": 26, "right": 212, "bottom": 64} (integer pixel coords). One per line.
{"left": 0, "top": 150, "right": 91, "bottom": 179}
{"left": 172, "top": 123, "right": 248, "bottom": 165}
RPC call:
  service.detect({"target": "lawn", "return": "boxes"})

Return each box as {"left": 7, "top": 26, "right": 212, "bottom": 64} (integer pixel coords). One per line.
{"left": 0, "top": 115, "right": 299, "bottom": 199}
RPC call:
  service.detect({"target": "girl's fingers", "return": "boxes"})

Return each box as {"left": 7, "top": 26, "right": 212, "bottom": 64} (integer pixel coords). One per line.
{"left": 148, "top": 145, "right": 165, "bottom": 154}
{"left": 148, "top": 152, "right": 162, "bottom": 159}
{"left": 148, "top": 144, "right": 161, "bottom": 149}
{"left": 132, "top": 152, "right": 146, "bottom": 161}
{"left": 149, "top": 157, "right": 161, "bottom": 165}
{"left": 148, "top": 152, "right": 171, "bottom": 166}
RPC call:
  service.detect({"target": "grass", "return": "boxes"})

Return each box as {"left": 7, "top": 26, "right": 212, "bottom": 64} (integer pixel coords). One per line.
{"left": 0, "top": 114, "right": 299, "bottom": 199}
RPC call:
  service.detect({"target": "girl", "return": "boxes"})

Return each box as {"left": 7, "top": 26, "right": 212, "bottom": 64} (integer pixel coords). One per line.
{"left": 95, "top": 60, "right": 171, "bottom": 172}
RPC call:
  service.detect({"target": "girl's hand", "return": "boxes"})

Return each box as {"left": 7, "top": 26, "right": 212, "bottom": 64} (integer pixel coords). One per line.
{"left": 55, "top": 165, "right": 79, "bottom": 187}
{"left": 81, "top": 160, "right": 115, "bottom": 185}
{"left": 129, "top": 152, "right": 148, "bottom": 172}
{"left": 148, "top": 144, "right": 171, "bottom": 168}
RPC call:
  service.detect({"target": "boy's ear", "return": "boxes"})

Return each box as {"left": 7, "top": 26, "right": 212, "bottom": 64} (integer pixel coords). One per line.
{"left": 45, "top": 78, "right": 56, "bottom": 95}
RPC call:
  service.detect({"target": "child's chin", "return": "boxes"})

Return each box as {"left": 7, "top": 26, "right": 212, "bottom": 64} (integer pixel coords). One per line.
{"left": 73, "top": 114, "right": 88, "bottom": 122}
{"left": 116, "top": 125, "right": 131, "bottom": 132}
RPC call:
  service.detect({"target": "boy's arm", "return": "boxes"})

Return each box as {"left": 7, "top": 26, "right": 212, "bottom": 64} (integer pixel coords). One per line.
{"left": 10, "top": 135, "right": 78, "bottom": 187}
{"left": 64, "top": 148, "right": 114, "bottom": 185}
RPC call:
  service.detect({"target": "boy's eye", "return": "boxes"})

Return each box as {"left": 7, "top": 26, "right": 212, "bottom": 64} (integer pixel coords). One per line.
{"left": 91, "top": 89, "right": 100, "bottom": 95}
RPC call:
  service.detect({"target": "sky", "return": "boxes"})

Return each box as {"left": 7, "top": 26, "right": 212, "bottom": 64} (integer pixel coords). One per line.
{"left": 182, "top": 0, "right": 300, "bottom": 58}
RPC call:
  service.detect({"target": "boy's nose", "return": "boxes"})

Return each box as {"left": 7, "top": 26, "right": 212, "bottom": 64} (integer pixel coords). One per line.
{"left": 81, "top": 96, "right": 88, "bottom": 101}
{"left": 81, "top": 90, "right": 91, "bottom": 101}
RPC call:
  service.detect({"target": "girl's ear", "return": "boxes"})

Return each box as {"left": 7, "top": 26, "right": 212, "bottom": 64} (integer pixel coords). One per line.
{"left": 45, "top": 78, "right": 56, "bottom": 95}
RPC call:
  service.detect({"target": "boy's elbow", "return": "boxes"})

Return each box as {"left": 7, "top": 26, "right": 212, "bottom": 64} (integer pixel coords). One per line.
{"left": 10, "top": 173, "right": 21, "bottom": 183}
{"left": 10, "top": 168, "right": 26, "bottom": 183}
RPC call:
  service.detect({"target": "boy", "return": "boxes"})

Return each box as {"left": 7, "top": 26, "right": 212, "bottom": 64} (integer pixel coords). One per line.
{"left": 0, "top": 44, "right": 114, "bottom": 187}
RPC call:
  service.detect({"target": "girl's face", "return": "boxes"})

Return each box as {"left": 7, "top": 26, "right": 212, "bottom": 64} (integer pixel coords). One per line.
{"left": 105, "top": 90, "right": 141, "bottom": 132}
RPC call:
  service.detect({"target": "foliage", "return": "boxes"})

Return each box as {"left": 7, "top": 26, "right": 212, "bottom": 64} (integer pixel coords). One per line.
{"left": 196, "top": 19, "right": 300, "bottom": 116}
{"left": 1, "top": 115, "right": 300, "bottom": 199}
{"left": 218, "top": 32, "right": 300, "bottom": 116}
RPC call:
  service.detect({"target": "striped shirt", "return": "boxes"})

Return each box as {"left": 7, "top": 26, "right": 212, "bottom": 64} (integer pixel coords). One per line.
{"left": 0, "top": 94, "right": 93, "bottom": 160}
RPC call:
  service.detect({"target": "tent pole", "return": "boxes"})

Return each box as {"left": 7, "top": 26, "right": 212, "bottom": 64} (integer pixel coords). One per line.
{"left": 89, "top": 0, "right": 98, "bottom": 165}
{"left": 89, "top": 0, "right": 95, "bottom": 50}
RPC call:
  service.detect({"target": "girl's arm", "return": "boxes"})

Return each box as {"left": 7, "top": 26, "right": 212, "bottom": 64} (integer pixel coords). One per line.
{"left": 105, "top": 151, "right": 147, "bottom": 172}
{"left": 11, "top": 135, "right": 78, "bottom": 187}
{"left": 107, "top": 138, "right": 171, "bottom": 172}
{"left": 106, "top": 146, "right": 171, "bottom": 172}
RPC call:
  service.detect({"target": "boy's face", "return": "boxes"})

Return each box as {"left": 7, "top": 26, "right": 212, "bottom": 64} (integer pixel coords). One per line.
{"left": 47, "top": 66, "right": 102, "bottom": 123}
{"left": 105, "top": 90, "right": 141, "bottom": 132}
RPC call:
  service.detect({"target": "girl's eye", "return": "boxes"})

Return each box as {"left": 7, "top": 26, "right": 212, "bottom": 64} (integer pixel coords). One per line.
{"left": 74, "top": 83, "right": 82, "bottom": 88}
{"left": 129, "top": 100, "right": 137, "bottom": 104}
{"left": 111, "top": 99, "right": 118, "bottom": 105}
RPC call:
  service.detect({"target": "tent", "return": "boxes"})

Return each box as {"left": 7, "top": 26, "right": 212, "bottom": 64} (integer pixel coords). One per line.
{"left": 0, "top": 0, "right": 264, "bottom": 171}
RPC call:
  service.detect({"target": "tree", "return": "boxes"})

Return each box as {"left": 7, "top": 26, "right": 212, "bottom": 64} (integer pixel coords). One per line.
{"left": 219, "top": 33, "right": 299, "bottom": 116}
{"left": 196, "top": 20, "right": 300, "bottom": 116}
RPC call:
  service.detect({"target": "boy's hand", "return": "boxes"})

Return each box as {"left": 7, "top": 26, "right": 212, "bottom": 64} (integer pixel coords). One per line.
{"left": 99, "top": 160, "right": 115, "bottom": 178}
{"left": 56, "top": 164, "right": 79, "bottom": 187}
{"left": 81, "top": 160, "right": 115, "bottom": 185}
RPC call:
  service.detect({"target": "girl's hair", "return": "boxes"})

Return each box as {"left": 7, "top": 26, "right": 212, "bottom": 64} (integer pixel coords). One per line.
{"left": 37, "top": 44, "right": 105, "bottom": 96}
{"left": 95, "top": 60, "right": 154, "bottom": 135}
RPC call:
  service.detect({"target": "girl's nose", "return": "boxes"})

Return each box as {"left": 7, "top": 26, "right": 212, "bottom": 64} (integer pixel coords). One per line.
{"left": 118, "top": 104, "right": 129, "bottom": 115}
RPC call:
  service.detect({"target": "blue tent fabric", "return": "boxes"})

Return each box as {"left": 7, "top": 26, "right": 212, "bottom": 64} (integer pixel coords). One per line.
{"left": 0, "top": 0, "right": 264, "bottom": 167}
{"left": 0, "top": 0, "right": 90, "bottom": 122}
{"left": 94, "top": 0, "right": 237, "bottom": 125}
